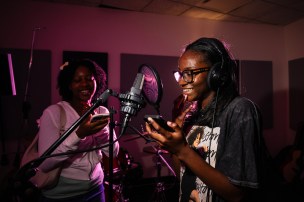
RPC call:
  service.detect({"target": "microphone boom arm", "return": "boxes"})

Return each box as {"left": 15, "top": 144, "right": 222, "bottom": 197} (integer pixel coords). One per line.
{"left": 38, "top": 89, "right": 113, "bottom": 165}
{"left": 15, "top": 89, "right": 114, "bottom": 182}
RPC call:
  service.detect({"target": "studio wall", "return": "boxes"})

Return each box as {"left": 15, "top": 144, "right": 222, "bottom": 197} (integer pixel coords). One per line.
{"left": 0, "top": 49, "right": 51, "bottom": 139}
{"left": 289, "top": 58, "right": 304, "bottom": 130}
{"left": 0, "top": 1, "right": 304, "bottom": 179}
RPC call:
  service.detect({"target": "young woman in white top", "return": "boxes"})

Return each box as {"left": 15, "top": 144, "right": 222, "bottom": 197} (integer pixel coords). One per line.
{"left": 38, "top": 59, "right": 119, "bottom": 202}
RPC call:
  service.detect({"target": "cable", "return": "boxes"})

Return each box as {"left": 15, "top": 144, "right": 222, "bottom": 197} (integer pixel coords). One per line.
{"left": 206, "top": 88, "right": 220, "bottom": 202}
{"left": 15, "top": 121, "right": 154, "bottom": 179}
{"left": 207, "top": 88, "right": 219, "bottom": 164}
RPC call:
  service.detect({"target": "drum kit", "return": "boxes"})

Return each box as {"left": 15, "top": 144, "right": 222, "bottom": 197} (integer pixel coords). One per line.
{"left": 102, "top": 144, "right": 174, "bottom": 202}
{"left": 102, "top": 147, "right": 140, "bottom": 202}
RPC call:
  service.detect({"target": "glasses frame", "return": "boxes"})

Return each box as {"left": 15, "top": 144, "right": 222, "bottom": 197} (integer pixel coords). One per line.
{"left": 173, "top": 67, "right": 210, "bottom": 83}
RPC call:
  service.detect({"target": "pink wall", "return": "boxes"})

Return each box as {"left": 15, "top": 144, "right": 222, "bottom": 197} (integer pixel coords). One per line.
{"left": 1, "top": 1, "right": 303, "bottom": 177}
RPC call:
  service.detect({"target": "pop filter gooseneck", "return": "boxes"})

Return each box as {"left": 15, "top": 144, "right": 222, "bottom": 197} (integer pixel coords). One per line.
{"left": 138, "top": 64, "right": 163, "bottom": 114}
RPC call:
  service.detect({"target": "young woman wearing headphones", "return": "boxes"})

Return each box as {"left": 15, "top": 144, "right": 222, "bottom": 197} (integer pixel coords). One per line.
{"left": 145, "top": 37, "right": 274, "bottom": 202}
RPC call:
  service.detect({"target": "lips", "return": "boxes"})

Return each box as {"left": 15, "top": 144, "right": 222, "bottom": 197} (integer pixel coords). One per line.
{"left": 79, "top": 90, "right": 91, "bottom": 96}
{"left": 183, "top": 88, "right": 193, "bottom": 94}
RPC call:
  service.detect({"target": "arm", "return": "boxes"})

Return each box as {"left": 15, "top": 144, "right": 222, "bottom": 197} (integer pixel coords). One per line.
{"left": 38, "top": 105, "right": 83, "bottom": 171}
{"left": 176, "top": 143, "right": 245, "bottom": 202}
{"left": 146, "top": 120, "right": 245, "bottom": 202}
{"left": 93, "top": 123, "right": 120, "bottom": 158}
{"left": 39, "top": 105, "right": 117, "bottom": 172}
{"left": 146, "top": 98, "right": 260, "bottom": 202}
{"left": 171, "top": 154, "right": 181, "bottom": 179}
{"left": 92, "top": 106, "right": 119, "bottom": 157}
{"left": 170, "top": 97, "right": 191, "bottom": 180}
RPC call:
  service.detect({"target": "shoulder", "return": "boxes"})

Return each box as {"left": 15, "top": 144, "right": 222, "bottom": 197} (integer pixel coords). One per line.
{"left": 226, "top": 96, "right": 258, "bottom": 113}
{"left": 221, "top": 96, "right": 261, "bottom": 124}
{"left": 229, "top": 96, "right": 255, "bottom": 107}
{"left": 38, "top": 103, "right": 62, "bottom": 127}
{"left": 42, "top": 101, "right": 68, "bottom": 117}
{"left": 44, "top": 102, "right": 60, "bottom": 113}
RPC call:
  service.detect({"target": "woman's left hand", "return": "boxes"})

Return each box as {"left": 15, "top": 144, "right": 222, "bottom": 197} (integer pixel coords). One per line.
{"left": 145, "top": 104, "right": 192, "bottom": 154}
{"left": 145, "top": 118, "right": 188, "bottom": 155}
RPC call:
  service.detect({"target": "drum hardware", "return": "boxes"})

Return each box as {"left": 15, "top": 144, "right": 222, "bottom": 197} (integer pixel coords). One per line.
{"left": 143, "top": 146, "right": 169, "bottom": 155}
{"left": 143, "top": 145, "right": 176, "bottom": 202}
{"left": 103, "top": 147, "right": 142, "bottom": 202}
{"left": 104, "top": 180, "right": 129, "bottom": 202}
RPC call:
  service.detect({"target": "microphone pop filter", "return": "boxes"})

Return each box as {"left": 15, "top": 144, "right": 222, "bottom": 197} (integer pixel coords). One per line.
{"left": 138, "top": 64, "right": 163, "bottom": 107}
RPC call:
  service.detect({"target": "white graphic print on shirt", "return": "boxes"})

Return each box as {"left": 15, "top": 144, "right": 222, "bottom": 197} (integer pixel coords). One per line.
{"left": 180, "top": 125, "right": 220, "bottom": 202}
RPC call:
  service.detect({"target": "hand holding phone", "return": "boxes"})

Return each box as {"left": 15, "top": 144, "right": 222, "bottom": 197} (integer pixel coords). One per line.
{"left": 91, "top": 113, "right": 110, "bottom": 123}
{"left": 144, "top": 115, "right": 174, "bottom": 132}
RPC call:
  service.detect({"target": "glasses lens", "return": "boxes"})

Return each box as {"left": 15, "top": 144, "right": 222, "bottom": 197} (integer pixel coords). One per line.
{"left": 182, "top": 71, "right": 192, "bottom": 82}
{"left": 173, "top": 71, "right": 181, "bottom": 82}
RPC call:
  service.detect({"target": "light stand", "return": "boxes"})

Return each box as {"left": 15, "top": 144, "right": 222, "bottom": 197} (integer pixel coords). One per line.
{"left": 14, "top": 27, "right": 41, "bottom": 168}
{"left": 0, "top": 96, "right": 9, "bottom": 165}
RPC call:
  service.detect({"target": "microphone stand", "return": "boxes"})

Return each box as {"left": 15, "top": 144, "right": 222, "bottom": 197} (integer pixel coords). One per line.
{"left": 0, "top": 96, "right": 9, "bottom": 165}
{"left": 108, "top": 106, "right": 115, "bottom": 202}
{"left": 149, "top": 146, "right": 176, "bottom": 202}
{"left": 14, "top": 89, "right": 115, "bottom": 194}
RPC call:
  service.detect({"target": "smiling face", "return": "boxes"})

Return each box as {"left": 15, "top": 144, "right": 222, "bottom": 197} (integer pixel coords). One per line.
{"left": 69, "top": 66, "right": 97, "bottom": 104}
{"left": 177, "top": 50, "right": 215, "bottom": 107}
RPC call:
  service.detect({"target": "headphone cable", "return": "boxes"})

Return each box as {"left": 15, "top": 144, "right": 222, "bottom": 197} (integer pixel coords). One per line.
{"left": 206, "top": 87, "right": 220, "bottom": 202}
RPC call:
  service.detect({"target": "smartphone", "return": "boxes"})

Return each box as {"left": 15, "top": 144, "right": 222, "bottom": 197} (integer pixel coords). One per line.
{"left": 91, "top": 113, "right": 110, "bottom": 122}
{"left": 144, "top": 115, "right": 174, "bottom": 132}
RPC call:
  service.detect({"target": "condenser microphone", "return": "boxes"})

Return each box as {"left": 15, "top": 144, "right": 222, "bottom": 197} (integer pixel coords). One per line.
{"left": 118, "top": 73, "right": 146, "bottom": 134}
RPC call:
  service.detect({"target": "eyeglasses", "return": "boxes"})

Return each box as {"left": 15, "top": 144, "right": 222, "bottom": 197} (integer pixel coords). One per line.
{"left": 173, "top": 68, "right": 210, "bottom": 83}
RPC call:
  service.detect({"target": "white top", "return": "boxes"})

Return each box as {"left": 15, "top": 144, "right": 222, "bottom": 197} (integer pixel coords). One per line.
{"left": 38, "top": 101, "right": 119, "bottom": 182}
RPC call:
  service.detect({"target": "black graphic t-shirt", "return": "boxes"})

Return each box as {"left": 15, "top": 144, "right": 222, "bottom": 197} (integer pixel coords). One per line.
{"left": 180, "top": 96, "right": 263, "bottom": 202}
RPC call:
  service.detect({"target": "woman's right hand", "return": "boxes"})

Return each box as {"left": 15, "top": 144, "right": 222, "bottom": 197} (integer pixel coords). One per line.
{"left": 76, "top": 115, "right": 109, "bottom": 139}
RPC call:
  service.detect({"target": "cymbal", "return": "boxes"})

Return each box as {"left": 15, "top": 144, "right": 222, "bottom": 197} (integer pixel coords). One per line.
{"left": 143, "top": 146, "right": 169, "bottom": 155}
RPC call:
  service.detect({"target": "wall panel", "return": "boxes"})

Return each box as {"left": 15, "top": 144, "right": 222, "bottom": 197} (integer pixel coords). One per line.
{"left": 289, "top": 58, "right": 304, "bottom": 130}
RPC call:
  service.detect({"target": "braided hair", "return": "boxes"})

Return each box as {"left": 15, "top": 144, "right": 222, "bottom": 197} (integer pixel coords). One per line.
{"left": 184, "top": 37, "right": 239, "bottom": 127}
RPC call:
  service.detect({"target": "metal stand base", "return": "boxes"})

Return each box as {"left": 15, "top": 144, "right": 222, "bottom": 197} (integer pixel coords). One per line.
{"left": 147, "top": 146, "right": 174, "bottom": 202}
{"left": 148, "top": 181, "right": 167, "bottom": 202}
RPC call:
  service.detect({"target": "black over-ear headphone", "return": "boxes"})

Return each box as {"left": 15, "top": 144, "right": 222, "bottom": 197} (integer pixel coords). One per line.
{"left": 206, "top": 41, "right": 231, "bottom": 91}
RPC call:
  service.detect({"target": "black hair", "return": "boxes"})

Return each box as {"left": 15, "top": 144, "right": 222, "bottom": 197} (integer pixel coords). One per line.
{"left": 184, "top": 37, "right": 239, "bottom": 127}
{"left": 57, "top": 59, "right": 107, "bottom": 103}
